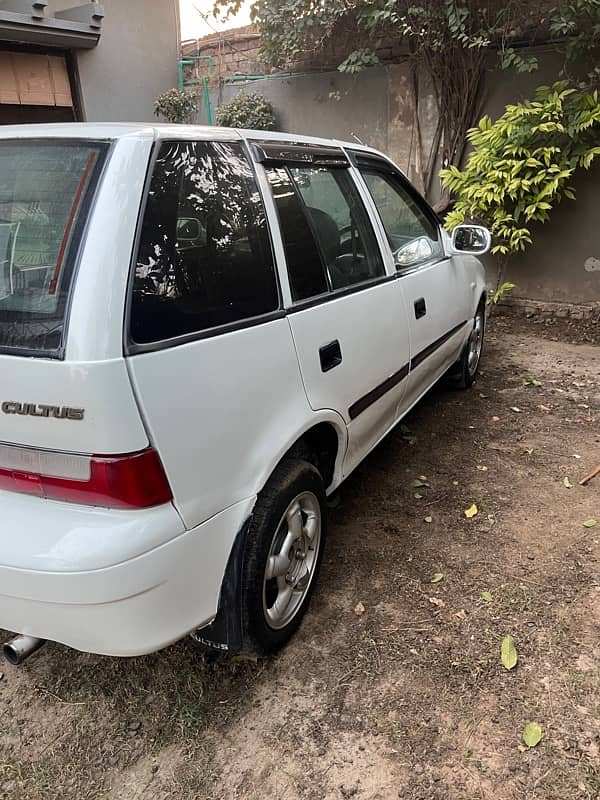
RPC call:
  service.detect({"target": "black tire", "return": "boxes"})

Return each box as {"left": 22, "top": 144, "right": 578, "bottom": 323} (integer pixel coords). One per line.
{"left": 448, "top": 304, "right": 486, "bottom": 389}
{"left": 241, "top": 459, "right": 327, "bottom": 654}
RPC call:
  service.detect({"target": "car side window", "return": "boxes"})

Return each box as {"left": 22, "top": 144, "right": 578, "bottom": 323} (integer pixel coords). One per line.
{"left": 360, "top": 168, "right": 444, "bottom": 269}
{"left": 131, "top": 140, "right": 278, "bottom": 346}
{"left": 265, "top": 167, "right": 329, "bottom": 302}
{"left": 289, "top": 166, "right": 385, "bottom": 291}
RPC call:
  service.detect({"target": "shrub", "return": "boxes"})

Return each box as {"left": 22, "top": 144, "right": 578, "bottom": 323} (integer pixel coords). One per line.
{"left": 154, "top": 89, "right": 198, "bottom": 124}
{"left": 216, "top": 91, "right": 276, "bottom": 130}
{"left": 441, "top": 82, "right": 600, "bottom": 257}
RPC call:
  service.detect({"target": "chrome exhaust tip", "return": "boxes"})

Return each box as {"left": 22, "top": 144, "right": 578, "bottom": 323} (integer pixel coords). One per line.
{"left": 3, "top": 635, "right": 46, "bottom": 666}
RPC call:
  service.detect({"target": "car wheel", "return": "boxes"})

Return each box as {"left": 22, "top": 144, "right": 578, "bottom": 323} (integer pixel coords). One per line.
{"left": 449, "top": 305, "right": 485, "bottom": 389}
{"left": 241, "top": 459, "right": 327, "bottom": 654}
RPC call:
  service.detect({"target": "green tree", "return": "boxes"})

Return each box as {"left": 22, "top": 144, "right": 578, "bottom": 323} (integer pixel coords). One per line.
{"left": 213, "top": 1, "right": 546, "bottom": 205}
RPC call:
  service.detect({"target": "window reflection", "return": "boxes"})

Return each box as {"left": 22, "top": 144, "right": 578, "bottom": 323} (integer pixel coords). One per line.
{"left": 132, "top": 141, "right": 278, "bottom": 344}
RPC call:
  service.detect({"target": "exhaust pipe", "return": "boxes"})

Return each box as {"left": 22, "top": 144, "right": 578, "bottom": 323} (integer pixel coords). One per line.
{"left": 3, "top": 635, "right": 45, "bottom": 666}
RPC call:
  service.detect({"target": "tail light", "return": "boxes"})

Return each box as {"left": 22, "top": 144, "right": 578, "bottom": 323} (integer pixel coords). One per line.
{"left": 0, "top": 444, "right": 172, "bottom": 509}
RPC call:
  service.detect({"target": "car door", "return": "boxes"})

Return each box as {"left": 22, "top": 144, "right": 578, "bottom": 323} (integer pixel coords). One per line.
{"left": 256, "top": 143, "right": 411, "bottom": 477}
{"left": 351, "top": 152, "right": 473, "bottom": 414}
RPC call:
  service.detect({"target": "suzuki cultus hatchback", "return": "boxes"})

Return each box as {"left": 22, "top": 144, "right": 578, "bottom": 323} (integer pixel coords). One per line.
{"left": 0, "top": 124, "right": 490, "bottom": 663}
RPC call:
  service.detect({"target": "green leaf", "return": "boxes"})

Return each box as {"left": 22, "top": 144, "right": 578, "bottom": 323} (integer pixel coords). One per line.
{"left": 563, "top": 477, "right": 573, "bottom": 489}
{"left": 501, "top": 635, "right": 518, "bottom": 670}
{"left": 523, "top": 722, "right": 543, "bottom": 748}
{"left": 431, "top": 572, "right": 444, "bottom": 583}
{"left": 583, "top": 518, "right": 598, "bottom": 528}
{"left": 480, "top": 590, "right": 493, "bottom": 602}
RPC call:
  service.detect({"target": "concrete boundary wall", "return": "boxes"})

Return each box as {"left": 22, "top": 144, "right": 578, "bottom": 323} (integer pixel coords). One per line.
{"left": 191, "top": 41, "right": 599, "bottom": 307}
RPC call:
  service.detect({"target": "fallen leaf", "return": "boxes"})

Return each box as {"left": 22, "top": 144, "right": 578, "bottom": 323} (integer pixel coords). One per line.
{"left": 538, "top": 404, "right": 551, "bottom": 412}
{"left": 454, "top": 609, "right": 467, "bottom": 620}
{"left": 517, "top": 744, "right": 527, "bottom": 753}
{"left": 419, "top": 475, "right": 428, "bottom": 481}
{"left": 522, "top": 376, "right": 542, "bottom": 387}
{"left": 431, "top": 572, "right": 444, "bottom": 583}
{"left": 452, "top": 480, "right": 459, "bottom": 486}
{"left": 523, "top": 722, "right": 543, "bottom": 748}
{"left": 480, "top": 591, "right": 493, "bottom": 602}
{"left": 583, "top": 518, "right": 598, "bottom": 528}
{"left": 464, "top": 504, "right": 478, "bottom": 519}
{"left": 424, "top": 516, "right": 433, "bottom": 524}
{"left": 487, "top": 513, "right": 496, "bottom": 526}
{"left": 409, "top": 648, "right": 419, "bottom": 656}
{"left": 429, "top": 597, "right": 445, "bottom": 608}
{"left": 477, "top": 465, "right": 489, "bottom": 472}
{"left": 501, "top": 635, "right": 518, "bottom": 670}
{"left": 563, "top": 477, "right": 573, "bottom": 489}
{"left": 510, "top": 406, "right": 522, "bottom": 413}
{"left": 354, "top": 601, "right": 365, "bottom": 616}
{"left": 412, "top": 479, "right": 430, "bottom": 488}
{"left": 492, "top": 416, "right": 501, "bottom": 422}
{"left": 414, "top": 492, "right": 424, "bottom": 499}
{"left": 479, "top": 393, "right": 489, "bottom": 399}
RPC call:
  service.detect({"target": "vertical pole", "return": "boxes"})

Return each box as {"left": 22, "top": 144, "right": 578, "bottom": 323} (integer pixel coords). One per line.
{"left": 203, "top": 76, "right": 213, "bottom": 125}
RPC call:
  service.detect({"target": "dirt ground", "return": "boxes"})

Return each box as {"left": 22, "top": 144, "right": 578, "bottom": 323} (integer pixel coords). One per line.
{"left": 1, "top": 314, "right": 599, "bottom": 800}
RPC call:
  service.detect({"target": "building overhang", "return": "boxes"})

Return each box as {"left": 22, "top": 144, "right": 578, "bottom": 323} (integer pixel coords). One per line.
{"left": 0, "top": 2, "right": 103, "bottom": 50}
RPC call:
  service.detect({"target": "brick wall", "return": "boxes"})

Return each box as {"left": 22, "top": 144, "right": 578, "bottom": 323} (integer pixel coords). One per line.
{"left": 181, "top": 22, "right": 409, "bottom": 81}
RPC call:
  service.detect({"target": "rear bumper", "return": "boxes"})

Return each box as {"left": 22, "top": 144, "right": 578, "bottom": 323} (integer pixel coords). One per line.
{"left": 0, "top": 493, "right": 255, "bottom": 656}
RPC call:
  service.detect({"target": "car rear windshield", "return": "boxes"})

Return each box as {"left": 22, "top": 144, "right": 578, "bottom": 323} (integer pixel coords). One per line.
{"left": 0, "top": 139, "right": 108, "bottom": 357}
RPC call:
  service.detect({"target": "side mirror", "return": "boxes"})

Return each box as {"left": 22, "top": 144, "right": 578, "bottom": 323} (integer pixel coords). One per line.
{"left": 394, "top": 236, "right": 434, "bottom": 268}
{"left": 449, "top": 225, "right": 491, "bottom": 256}
{"left": 177, "top": 217, "right": 202, "bottom": 241}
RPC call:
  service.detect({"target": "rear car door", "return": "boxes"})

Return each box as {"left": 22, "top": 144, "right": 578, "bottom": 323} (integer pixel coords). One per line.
{"left": 352, "top": 153, "right": 473, "bottom": 413}
{"left": 256, "top": 144, "right": 411, "bottom": 475}
{"left": 125, "top": 138, "right": 312, "bottom": 528}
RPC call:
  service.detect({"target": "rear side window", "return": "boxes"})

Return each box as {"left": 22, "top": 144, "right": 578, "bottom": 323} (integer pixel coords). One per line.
{"left": 266, "top": 161, "right": 385, "bottom": 302}
{"left": 290, "top": 166, "right": 385, "bottom": 291}
{"left": 266, "top": 167, "right": 328, "bottom": 302}
{"left": 0, "top": 140, "right": 107, "bottom": 356}
{"left": 131, "top": 141, "right": 278, "bottom": 346}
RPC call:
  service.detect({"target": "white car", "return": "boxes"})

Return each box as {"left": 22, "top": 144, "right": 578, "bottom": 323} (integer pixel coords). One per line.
{"left": 0, "top": 124, "right": 489, "bottom": 664}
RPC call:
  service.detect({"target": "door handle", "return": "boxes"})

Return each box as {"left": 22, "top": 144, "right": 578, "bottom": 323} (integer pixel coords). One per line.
{"left": 319, "top": 340, "right": 342, "bottom": 372}
{"left": 414, "top": 297, "right": 427, "bottom": 319}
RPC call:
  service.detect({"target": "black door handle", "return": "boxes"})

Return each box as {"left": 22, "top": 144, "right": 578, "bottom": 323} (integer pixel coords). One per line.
{"left": 319, "top": 340, "right": 342, "bottom": 372}
{"left": 414, "top": 297, "right": 427, "bottom": 319}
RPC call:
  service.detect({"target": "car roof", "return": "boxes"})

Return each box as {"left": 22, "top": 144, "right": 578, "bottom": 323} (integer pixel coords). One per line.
{"left": 0, "top": 122, "right": 384, "bottom": 157}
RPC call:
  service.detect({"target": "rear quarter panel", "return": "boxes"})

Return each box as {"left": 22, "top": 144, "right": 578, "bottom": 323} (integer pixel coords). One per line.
{"left": 126, "top": 318, "right": 346, "bottom": 530}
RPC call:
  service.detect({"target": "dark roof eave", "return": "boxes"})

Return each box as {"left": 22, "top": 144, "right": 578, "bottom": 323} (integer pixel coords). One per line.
{"left": 0, "top": 8, "right": 102, "bottom": 50}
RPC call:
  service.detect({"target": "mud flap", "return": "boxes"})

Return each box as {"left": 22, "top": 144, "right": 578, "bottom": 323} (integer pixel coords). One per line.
{"left": 189, "top": 517, "right": 251, "bottom": 654}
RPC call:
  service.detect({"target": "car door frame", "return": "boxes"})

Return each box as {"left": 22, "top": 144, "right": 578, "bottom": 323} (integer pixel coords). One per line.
{"left": 344, "top": 148, "right": 476, "bottom": 410}
{"left": 248, "top": 139, "right": 414, "bottom": 477}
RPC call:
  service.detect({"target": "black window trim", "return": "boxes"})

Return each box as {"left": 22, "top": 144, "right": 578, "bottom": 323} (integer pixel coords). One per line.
{"left": 0, "top": 136, "right": 113, "bottom": 360}
{"left": 251, "top": 141, "right": 350, "bottom": 169}
{"left": 124, "top": 138, "right": 283, "bottom": 356}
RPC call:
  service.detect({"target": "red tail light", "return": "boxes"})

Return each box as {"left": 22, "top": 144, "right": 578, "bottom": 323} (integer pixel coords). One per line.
{"left": 0, "top": 446, "right": 173, "bottom": 509}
